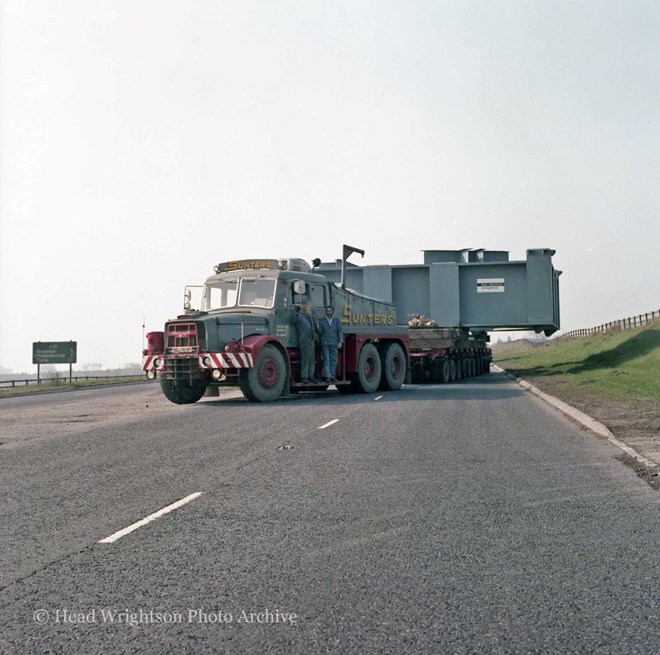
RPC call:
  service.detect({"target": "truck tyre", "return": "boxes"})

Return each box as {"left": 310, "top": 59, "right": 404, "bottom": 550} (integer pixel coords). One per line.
{"left": 449, "top": 360, "right": 457, "bottom": 383}
{"left": 379, "top": 342, "right": 406, "bottom": 391}
{"left": 462, "top": 358, "right": 469, "bottom": 378}
{"left": 455, "top": 358, "right": 463, "bottom": 381}
{"left": 354, "top": 343, "right": 382, "bottom": 394}
{"left": 239, "top": 344, "right": 287, "bottom": 402}
{"left": 443, "top": 360, "right": 451, "bottom": 384}
{"left": 160, "top": 378, "right": 207, "bottom": 405}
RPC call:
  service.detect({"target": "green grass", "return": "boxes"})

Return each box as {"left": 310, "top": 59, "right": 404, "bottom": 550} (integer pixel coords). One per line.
{"left": 0, "top": 376, "right": 150, "bottom": 396}
{"left": 493, "top": 323, "right": 660, "bottom": 402}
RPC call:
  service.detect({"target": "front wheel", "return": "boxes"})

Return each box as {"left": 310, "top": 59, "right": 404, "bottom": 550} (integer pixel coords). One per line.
{"left": 160, "top": 378, "right": 207, "bottom": 405}
{"left": 239, "top": 344, "right": 288, "bottom": 402}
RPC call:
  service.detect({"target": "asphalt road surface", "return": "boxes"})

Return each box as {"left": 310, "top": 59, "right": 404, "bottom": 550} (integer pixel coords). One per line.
{"left": 1, "top": 374, "right": 658, "bottom": 654}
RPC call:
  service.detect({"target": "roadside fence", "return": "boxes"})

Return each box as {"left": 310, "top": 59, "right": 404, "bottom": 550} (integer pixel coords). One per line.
{"left": 0, "top": 374, "right": 145, "bottom": 389}
{"left": 559, "top": 309, "right": 660, "bottom": 340}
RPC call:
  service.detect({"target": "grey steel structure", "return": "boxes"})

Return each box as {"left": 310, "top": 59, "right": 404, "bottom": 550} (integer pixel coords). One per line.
{"left": 316, "top": 248, "right": 561, "bottom": 336}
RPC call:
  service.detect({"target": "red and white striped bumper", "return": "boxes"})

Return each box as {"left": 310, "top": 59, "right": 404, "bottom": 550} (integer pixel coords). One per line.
{"left": 142, "top": 355, "right": 164, "bottom": 371}
{"left": 199, "top": 352, "right": 254, "bottom": 369}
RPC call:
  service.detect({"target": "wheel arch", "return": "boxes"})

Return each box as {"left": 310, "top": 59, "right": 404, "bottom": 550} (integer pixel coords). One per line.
{"left": 240, "top": 335, "right": 292, "bottom": 376}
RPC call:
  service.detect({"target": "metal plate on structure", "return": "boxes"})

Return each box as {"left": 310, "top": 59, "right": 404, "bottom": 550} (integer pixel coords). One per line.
{"left": 477, "top": 278, "right": 505, "bottom": 293}
{"left": 32, "top": 342, "right": 77, "bottom": 364}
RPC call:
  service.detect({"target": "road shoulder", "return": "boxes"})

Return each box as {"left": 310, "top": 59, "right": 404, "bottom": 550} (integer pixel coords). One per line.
{"left": 492, "top": 365, "right": 660, "bottom": 490}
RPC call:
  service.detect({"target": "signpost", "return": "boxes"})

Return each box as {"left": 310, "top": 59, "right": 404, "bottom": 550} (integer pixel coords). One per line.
{"left": 32, "top": 341, "right": 77, "bottom": 383}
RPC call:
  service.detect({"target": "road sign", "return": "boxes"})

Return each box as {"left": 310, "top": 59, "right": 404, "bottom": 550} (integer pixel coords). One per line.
{"left": 32, "top": 341, "right": 77, "bottom": 365}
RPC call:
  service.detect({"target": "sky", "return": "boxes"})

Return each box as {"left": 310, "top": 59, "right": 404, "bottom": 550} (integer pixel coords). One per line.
{"left": 1, "top": 0, "right": 658, "bottom": 372}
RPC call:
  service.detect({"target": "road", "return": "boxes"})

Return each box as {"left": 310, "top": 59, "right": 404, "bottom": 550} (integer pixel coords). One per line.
{"left": 1, "top": 374, "right": 658, "bottom": 654}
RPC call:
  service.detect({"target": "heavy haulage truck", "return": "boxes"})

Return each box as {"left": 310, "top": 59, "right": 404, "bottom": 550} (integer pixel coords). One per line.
{"left": 143, "top": 245, "right": 560, "bottom": 404}
{"left": 142, "top": 253, "right": 409, "bottom": 404}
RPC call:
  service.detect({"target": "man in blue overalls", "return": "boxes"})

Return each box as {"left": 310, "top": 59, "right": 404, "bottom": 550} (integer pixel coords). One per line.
{"left": 319, "top": 306, "right": 343, "bottom": 382}
{"left": 297, "top": 303, "right": 318, "bottom": 383}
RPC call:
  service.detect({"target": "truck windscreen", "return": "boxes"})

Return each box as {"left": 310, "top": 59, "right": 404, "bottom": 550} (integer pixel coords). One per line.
{"left": 238, "top": 278, "right": 276, "bottom": 308}
{"left": 203, "top": 278, "right": 275, "bottom": 310}
{"left": 204, "top": 280, "right": 238, "bottom": 310}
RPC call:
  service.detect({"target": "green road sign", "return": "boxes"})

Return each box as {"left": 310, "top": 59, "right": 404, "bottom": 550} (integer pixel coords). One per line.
{"left": 32, "top": 341, "right": 77, "bottom": 365}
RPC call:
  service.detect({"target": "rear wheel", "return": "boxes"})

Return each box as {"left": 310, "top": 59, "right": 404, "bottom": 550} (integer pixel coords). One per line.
{"left": 160, "top": 378, "right": 207, "bottom": 405}
{"left": 354, "top": 343, "right": 382, "bottom": 393}
{"left": 449, "top": 360, "right": 457, "bottom": 383}
{"left": 379, "top": 342, "right": 406, "bottom": 391}
{"left": 239, "top": 344, "right": 287, "bottom": 402}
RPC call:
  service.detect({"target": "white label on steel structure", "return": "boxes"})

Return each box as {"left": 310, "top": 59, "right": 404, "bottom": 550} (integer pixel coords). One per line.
{"left": 477, "top": 278, "right": 505, "bottom": 293}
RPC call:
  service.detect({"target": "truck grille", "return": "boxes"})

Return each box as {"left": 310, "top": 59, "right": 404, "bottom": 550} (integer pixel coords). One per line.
{"left": 162, "top": 356, "right": 200, "bottom": 382}
{"left": 162, "top": 322, "right": 207, "bottom": 382}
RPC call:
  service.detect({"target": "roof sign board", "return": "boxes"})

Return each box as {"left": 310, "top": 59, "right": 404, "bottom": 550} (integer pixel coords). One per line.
{"left": 32, "top": 341, "right": 77, "bottom": 364}
{"left": 214, "top": 259, "right": 279, "bottom": 274}
{"left": 477, "top": 278, "right": 505, "bottom": 293}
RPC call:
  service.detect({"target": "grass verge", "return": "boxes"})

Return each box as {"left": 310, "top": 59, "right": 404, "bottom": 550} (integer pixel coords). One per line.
{"left": 493, "top": 323, "right": 660, "bottom": 403}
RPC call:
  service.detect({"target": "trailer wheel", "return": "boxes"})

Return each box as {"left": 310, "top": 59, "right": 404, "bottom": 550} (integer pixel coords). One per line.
{"left": 455, "top": 358, "right": 463, "bottom": 381}
{"left": 379, "top": 342, "right": 406, "bottom": 391}
{"left": 468, "top": 359, "right": 475, "bottom": 377}
{"left": 440, "top": 360, "right": 451, "bottom": 384}
{"left": 160, "top": 378, "right": 207, "bottom": 405}
{"left": 354, "top": 343, "right": 381, "bottom": 393}
{"left": 461, "top": 358, "right": 469, "bottom": 378}
{"left": 449, "top": 360, "right": 457, "bottom": 383}
{"left": 239, "top": 344, "right": 287, "bottom": 402}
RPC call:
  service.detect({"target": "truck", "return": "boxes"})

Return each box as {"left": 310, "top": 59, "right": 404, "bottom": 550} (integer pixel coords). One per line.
{"left": 142, "top": 253, "right": 409, "bottom": 404}
{"left": 143, "top": 246, "right": 560, "bottom": 404}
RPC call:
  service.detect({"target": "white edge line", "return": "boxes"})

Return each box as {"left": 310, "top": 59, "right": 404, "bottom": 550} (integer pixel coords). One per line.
{"left": 374, "top": 395, "right": 383, "bottom": 401}
{"left": 318, "top": 419, "right": 339, "bottom": 430}
{"left": 98, "top": 492, "right": 204, "bottom": 544}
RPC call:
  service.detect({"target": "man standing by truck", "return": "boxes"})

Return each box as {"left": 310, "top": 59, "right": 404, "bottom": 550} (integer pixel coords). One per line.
{"left": 319, "top": 306, "right": 343, "bottom": 382}
{"left": 297, "top": 303, "right": 318, "bottom": 383}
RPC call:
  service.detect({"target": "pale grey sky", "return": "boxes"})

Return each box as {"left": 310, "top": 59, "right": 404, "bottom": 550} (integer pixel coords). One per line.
{"left": 1, "top": 0, "right": 658, "bottom": 372}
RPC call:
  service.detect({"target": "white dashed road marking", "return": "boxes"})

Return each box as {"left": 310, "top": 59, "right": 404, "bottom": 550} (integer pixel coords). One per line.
{"left": 98, "top": 492, "right": 203, "bottom": 544}
{"left": 318, "top": 419, "right": 339, "bottom": 430}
